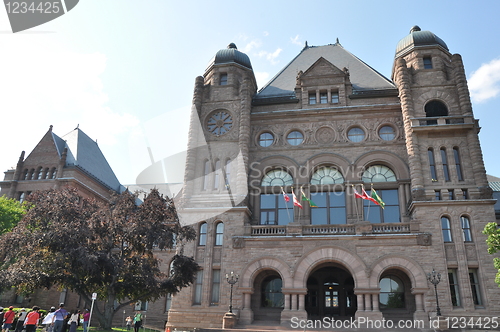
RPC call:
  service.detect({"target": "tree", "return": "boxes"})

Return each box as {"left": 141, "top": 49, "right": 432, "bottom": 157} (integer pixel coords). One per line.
{"left": 483, "top": 222, "right": 500, "bottom": 286}
{"left": 0, "top": 195, "right": 27, "bottom": 235}
{"left": 0, "top": 188, "right": 198, "bottom": 329}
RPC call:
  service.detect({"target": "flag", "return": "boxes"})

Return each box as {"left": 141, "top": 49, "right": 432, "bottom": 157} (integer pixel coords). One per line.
{"left": 292, "top": 191, "right": 303, "bottom": 209}
{"left": 353, "top": 187, "right": 365, "bottom": 199}
{"left": 362, "top": 187, "right": 379, "bottom": 205}
{"left": 370, "top": 187, "right": 385, "bottom": 209}
{"left": 281, "top": 187, "right": 290, "bottom": 202}
{"left": 301, "top": 189, "right": 318, "bottom": 207}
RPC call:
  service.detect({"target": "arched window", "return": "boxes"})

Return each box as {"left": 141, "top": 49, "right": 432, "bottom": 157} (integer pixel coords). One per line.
{"left": 461, "top": 216, "right": 472, "bottom": 242}
{"left": 379, "top": 276, "right": 405, "bottom": 309}
{"left": 310, "top": 167, "right": 346, "bottom": 225}
{"left": 453, "top": 147, "right": 464, "bottom": 181}
{"left": 428, "top": 148, "right": 437, "bottom": 181}
{"left": 19, "top": 192, "right": 25, "bottom": 203}
{"left": 203, "top": 161, "right": 210, "bottom": 190}
{"left": 362, "top": 165, "right": 397, "bottom": 183}
{"left": 36, "top": 167, "right": 43, "bottom": 180}
{"left": 51, "top": 168, "right": 57, "bottom": 179}
{"left": 425, "top": 100, "right": 448, "bottom": 118}
{"left": 215, "top": 223, "right": 224, "bottom": 246}
{"left": 261, "top": 276, "right": 283, "bottom": 308}
{"left": 261, "top": 169, "right": 293, "bottom": 187}
{"left": 28, "top": 169, "right": 35, "bottom": 180}
{"left": 440, "top": 148, "right": 450, "bottom": 181}
{"left": 362, "top": 165, "right": 399, "bottom": 223}
{"left": 310, "top": 167, "right": 344, "bottom": 185}
{"left": 22, "top": 169, "right": 28, "bottom": 180}
{"left": 441, "top": 217, "right": 452, "bottom": 242}
{"left": 199, "top": 223, "right": 207, "bottom": 246}
{"left": 43, "top": 168, "right": 50, "bottom": 179}
{"left": 214, "top": 160, "right": 221, "bottom": 190}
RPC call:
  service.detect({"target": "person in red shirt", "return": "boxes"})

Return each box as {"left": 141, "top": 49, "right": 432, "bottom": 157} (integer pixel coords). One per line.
{"left": 3, "top": 306, "right": 16, "bottom": 332}
{"left": 24, "top": 306, "right": 40, "bottom": 332}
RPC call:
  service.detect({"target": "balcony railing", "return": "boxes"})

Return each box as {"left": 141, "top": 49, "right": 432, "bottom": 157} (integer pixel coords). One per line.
{"left": 249, "top": 223, "right": 412, "bottom": 236}
{"left": 411, "top": 115, "right": 475, "bottom": 127}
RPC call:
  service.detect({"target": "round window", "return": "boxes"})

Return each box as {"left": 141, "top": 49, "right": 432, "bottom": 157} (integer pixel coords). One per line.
{"left": 287, "top": 131, "right": 304, "bottom": 146}
{"left": 206, "top": 111, "right": 233, "bottom": 136}
{"left": 259, "top": 132, "right": 274, "bottom": 147}
{"left": 347, "top": 127, "right": 365, "bottom": 142}
{"left": 379, "top": 126, "right": 395, "bottom": 141}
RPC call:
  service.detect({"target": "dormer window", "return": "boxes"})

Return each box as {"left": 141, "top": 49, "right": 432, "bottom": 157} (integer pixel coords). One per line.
{"left": 220, "top": 73, "right": 228, "bottom": 85}
{"left": 423, "top": 56, "right": 432, "bottom": 69}
{"left": 320, "top": 92, "right": 328, "bottom": 104}
{"left": 309, "top": 93, "right": 316, "bottom": 105}
{"left": 331, "top": 91, "right": 339, "bottom": 103}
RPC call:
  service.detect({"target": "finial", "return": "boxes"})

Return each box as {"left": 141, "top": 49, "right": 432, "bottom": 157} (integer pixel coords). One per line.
{"left": 336, "top": 38, "right": 339, "bottom": 44}
{"left": 75, "top": 124, "right": 79, "bottom": 130}
{"left": 410, "top": 25, "right": 421, "bottom": 33}
{"left": 49, "top": 125, "right": 53, "bottom": 131}
{"left": 227, "top": 43, "right": 237, "bottom": 49}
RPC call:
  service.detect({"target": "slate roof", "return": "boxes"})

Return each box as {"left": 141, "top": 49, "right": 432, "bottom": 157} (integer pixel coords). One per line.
{"left": 254, "top": 43, "right": 396, "bottom": 103}
{"left": 60, "top": 128, "right": 122, "bottom": 192}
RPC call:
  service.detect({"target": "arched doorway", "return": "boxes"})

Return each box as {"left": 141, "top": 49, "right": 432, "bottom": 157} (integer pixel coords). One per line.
{"left": 251, "top": 270, "right": 283, "bottom": 321}
{"left": 305, "top": 264, "right": 356, "bottom": 319}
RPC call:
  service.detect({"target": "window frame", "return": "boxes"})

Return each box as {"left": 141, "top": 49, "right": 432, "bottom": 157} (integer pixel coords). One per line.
{"left": 193, "top": 270, "right": 204, "bottom": 305}
{"left": 453, "top": 147, "right": 464, "bottom": 181}
{"left": 468, "top": 269, "right": 482, "bottom": 306}
{"left": 215, "top": 222, "right": 224, "bottom": 246}
{"left": 347, "top": 127, "right": 365, "bottom": 143}
{"left": 461, "top": 216, "right": 473, "bottom": 242}
{"left": 428, "top": 148, "right": 437, "bottom": 181}
{"left": 260, "top": 193, "right": 294, "bottom": 225}
{"left": 423, "top": 56, "right": 433, "bottom": 69}
{"left": 259, "top": 132, "right": 274, "bottom": 147}
{"left": 441, "top": 148, "right": 450, "bottom": 182}
{"left": 448, "top": 269, "right": 461, "bottom": 307}
{"left": 441, "top": 217, "right": 452, "bottom": 242}
{"left": 286, "top": 130, "right": 304, "bottom": 146}
{"left": 198, "top": 222, "right": 207, "bottom": 246}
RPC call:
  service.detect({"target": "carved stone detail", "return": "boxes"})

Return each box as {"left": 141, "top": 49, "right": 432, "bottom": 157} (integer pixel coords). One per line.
{"left": 416, "top": 233, "right": 432, "bottom": 246}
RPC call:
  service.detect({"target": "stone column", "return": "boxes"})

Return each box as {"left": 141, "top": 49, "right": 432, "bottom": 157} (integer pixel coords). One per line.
{"left": 298, "top": 294, "right": 305, "bottom": 311}
{"left": 291, "top": 294, "right": 297, "bottom": 310}
{"left": 239, "top": 288, "right": 253, "bottom": 325}
{"left": 356, "top": 294, "right": 365, "bottom": 311}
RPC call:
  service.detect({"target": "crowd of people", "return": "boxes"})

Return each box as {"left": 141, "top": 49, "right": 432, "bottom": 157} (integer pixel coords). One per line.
{"left": 0, "top": 304, "right": 91, "bottom": 332}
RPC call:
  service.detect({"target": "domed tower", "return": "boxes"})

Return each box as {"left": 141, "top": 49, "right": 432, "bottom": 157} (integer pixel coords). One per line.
{"left": 392, "top": 26, "right": 489, "bottom": 201}
{"left": 392, "top": 27, "right": 498, "bottom": 315}
{"left": 182, "top": 43, "right": 257, "bottom": 209}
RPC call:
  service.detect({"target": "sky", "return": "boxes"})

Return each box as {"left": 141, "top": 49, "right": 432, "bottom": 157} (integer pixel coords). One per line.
{"left": 1, "top": 0, "right": 500, "bottom": 186}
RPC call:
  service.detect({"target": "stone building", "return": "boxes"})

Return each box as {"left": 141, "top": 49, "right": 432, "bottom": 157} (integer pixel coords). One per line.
{"left": 166, "top": 26, "right": 500, "bottom": 329}
{"left": 0, "top": 125, "right": 124, "bottom": 310}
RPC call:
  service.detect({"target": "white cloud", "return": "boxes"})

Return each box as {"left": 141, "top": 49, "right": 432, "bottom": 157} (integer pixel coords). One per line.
{"left": 469, "top": 58, "right": 500, "bottom": 103}
{"left": 263, "top": 31, "right": 269, "bottom": 37}
{"left": 257, "top": 48, "right": 282, "bottom": 65}
{"left": 290, "top": 35, "right": 302, "bottom": 46}
{"left": 242, "top": 39, "right": 262, "bottom": 54}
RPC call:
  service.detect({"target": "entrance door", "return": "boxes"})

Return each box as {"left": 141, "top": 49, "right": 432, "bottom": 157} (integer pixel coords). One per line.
{"left": 324, "top": 281, "right": 340, "bottom": 316}
{"left": 305, "top": 265, "right": 356, "bottom": 319}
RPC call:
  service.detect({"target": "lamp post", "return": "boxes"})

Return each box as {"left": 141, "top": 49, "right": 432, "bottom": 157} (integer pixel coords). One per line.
{"left": 427, "top": 268, "right": 441, "bottom": 316}
{"left": 225, "top": 271, "right": 239, "bottom": 313}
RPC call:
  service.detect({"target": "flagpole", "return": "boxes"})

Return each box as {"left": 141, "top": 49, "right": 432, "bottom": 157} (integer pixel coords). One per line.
{"left": 281, "top": 186, "right": 292, "bottom": 223}
{"left": 352, "top": 185, "right": 361, "bottom": 222}
{"left": 363, "top": 184, "right": 370, "bottom": 221}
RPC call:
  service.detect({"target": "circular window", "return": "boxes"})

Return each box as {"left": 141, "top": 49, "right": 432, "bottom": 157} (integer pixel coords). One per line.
{"left": 206, "top": 111, "right": 233, "bottom": 136}
{"left": 259, "top": 132, "right": 274, "bottom": 147}
{"left": 347, "top": 127, "right": 365, "bottom": 142}
{"left": 379, "top": 126, "right": 395, "bottom": 141}
{"left": 287, "top": 131, "right": 304, "bottom": 146}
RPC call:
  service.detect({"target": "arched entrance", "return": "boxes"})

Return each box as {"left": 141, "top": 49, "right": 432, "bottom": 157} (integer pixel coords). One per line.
{"left": 305, "top": 264, "right": 356, "bottom": 319}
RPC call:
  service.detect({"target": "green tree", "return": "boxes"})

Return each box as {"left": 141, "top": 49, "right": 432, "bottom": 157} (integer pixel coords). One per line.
{"left": 0, "top": 188, "right": 198, "bottom": 329}
{"left": 0, "top": 195, "right": 27, "bottom": 234}
{"left": 483, "top": 222, "right": 500, "bottom": 285}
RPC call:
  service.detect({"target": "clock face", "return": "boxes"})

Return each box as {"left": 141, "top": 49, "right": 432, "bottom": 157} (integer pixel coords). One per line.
{"left": 206, "top": 111, "right": 233, "bottom": 136}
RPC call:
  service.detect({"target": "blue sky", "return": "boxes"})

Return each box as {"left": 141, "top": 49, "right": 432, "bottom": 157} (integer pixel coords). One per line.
{"left": 2, "top": 0, "right": 500, "bottom": 185}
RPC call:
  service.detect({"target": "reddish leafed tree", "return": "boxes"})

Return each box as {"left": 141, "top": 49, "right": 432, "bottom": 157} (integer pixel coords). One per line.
{"left": 0, "top": 188, "right": 198, "bottom": 329}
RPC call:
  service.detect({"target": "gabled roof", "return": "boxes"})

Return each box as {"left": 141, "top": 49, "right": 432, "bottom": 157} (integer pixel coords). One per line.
{"left": 254, "top": 43, "right": 395, "bottom": 102}
{"left": 61, "top": 128, "right": 122, "bottom": 192}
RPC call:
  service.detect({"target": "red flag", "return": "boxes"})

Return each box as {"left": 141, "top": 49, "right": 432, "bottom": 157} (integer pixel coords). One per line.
{"left": 281, "top": 187, "right": 290, "bottom": 202}
{"left": 362, "top": 187, "right": 378, "bottom": 205}
{"left": 353, "top": 187, "right": 364, "bottom": 199}
{"left": 292, "top": 191, "right": 303, "bottom": 209}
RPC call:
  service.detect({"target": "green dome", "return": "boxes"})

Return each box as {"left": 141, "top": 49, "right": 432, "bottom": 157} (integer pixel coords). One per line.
{"left": 395, "top": 26, "right": 448, "bottom": 57}
{"left": 211, "top": 43, "right": 253, "bottom": 70}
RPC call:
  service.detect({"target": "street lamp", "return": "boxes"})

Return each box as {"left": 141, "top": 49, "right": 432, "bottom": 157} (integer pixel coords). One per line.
{"left": 427, "top": 268, "right": 441, "bottom": 316}
{"left": 225, "top": 271, "right": 239, "bottom": 313}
